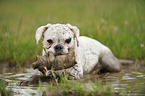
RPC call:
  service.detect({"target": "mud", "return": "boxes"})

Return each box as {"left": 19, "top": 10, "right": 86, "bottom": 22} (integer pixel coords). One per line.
{"left": 0, "top": 61, "right": 145, "bottom": 95}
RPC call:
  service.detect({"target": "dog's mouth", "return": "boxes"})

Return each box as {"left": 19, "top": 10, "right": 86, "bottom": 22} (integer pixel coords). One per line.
{"left": 54, "top": 52, "right": 68, "bottom": 56}
{"left": 44, "top": 47, "right": 68, "bottom": 56}
{"left": 44, "top": 46, "right": 69, "bottom": 56}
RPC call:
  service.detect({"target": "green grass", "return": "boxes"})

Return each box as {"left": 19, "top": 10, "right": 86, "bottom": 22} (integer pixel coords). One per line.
{"left": 0, "top": 0, "right": 145, "bottom": 66}
{"left": 42, "top": 76, "right": 113, "bottom": 96}
{"left": 0, "top": 79, "right": 12, "bottom": 96}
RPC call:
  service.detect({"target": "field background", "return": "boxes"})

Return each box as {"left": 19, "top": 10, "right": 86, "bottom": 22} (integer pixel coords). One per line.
{"left": 0, "top": 0, "right": 144, "bottom": 66}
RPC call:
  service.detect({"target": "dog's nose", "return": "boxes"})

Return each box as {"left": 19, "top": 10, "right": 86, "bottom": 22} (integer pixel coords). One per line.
{"left": 54, "top": 44, "right": 64, "bottom": 52}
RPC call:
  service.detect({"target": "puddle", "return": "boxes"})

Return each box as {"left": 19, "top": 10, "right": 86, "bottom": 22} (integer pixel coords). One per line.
{"left": 0, "top": 62, "right": 145, "bottom": 95}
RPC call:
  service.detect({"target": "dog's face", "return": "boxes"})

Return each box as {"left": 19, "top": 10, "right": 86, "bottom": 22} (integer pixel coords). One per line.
{"left": 35, "top": 24, "right": 79, "bottom": 56}
{"left": 43, "top": 25, "right": 75, "bottom": 55}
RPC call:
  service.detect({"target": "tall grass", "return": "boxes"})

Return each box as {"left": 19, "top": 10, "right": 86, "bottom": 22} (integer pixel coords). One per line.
{"left": 0, "top": 0, "right": 144, "bottom": 66}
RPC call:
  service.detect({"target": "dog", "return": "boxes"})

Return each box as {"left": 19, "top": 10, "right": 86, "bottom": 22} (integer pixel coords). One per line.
{"left": 35, "top": 23, "right": 121, "bottom": 79}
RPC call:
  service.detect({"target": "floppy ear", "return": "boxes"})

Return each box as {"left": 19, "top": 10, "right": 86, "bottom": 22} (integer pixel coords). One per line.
{"left": 35, "top": 24, "right": 51, "bottom": 45}
{"left": 67, "top": 24, "right": 80, "bottom": 47}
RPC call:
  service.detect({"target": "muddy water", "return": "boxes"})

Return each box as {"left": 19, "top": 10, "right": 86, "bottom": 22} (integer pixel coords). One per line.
{"left": 83, "top": 63, "right": 145, "bottom": 95}
{"left": 0, "top": 62, "right": 145, "bottom": 96}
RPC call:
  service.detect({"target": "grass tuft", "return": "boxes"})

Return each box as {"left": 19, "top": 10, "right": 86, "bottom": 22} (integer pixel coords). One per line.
{"left": 43, "top": 76, "right": 113, "bottom": 96}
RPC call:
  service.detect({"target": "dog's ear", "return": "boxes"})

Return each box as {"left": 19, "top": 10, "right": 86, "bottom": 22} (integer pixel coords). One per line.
{"left": 67, "top": 24, "right": 79, "bottom": 47}
{"left": 35, "top": 24, "right": 51, "bottom": 45}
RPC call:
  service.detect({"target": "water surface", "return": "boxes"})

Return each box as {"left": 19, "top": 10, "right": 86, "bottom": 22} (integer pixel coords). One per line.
{"left": 0, "top": 62, "right": 145, "bottom": 96}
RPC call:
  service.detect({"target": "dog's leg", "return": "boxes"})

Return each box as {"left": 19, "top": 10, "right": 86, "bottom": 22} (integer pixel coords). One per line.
{"left": 66, "top": 63, "right": 83, "bottom": 79}
{"left": 52, "top": 63, "right": 83, "bottom": 79}
{"left": 42, "top": 49, "right": 46, "bottom": 55}
{"left": 100, "top": 52, "right": 121, "bottom": 72}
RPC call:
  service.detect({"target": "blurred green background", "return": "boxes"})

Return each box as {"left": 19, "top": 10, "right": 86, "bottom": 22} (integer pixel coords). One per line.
{"left": 0, "top": 0, "right": 144, "bottom": 66}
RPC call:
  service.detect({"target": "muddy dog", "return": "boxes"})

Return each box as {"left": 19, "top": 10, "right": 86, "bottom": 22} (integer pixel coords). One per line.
{"left": 20, "top": 23, "right": 121, "bottom": 85}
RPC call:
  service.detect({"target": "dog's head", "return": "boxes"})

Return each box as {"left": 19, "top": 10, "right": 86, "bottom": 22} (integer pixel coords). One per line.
{"left": 35, "top": 24, "right": 79, "bottom": 56}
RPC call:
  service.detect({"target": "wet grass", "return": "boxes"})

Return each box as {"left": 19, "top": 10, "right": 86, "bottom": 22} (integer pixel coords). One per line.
{"left": 0, "top": 79, "right": 12, "bottom": 96}
{"left": 0, "top": 0, "right": 144, "bottom": 66}
{"left": 40, "top": 76, "right": 113, "bottom": 96}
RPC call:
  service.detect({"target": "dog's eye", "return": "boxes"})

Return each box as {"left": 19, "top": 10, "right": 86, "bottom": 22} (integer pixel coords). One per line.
{"left": 65, "top": 38, "right": 71, "bottom": 44}
{"left": 47, "top": 39, "right": 53, "bottom": 44}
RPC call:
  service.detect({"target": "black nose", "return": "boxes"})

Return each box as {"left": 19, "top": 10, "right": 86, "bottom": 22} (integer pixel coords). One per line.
{"left": 54, "top": 44, "right": 64, "bottom": 52}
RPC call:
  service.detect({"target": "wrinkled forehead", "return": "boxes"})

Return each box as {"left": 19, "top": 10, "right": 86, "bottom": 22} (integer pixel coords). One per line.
{"left": 44, "top": 24, "right": 74, "bottom": 39}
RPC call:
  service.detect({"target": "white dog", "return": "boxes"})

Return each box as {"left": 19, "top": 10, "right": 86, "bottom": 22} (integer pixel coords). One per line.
{"left": 35, "top": 23, "right": 121, "bottom": 79}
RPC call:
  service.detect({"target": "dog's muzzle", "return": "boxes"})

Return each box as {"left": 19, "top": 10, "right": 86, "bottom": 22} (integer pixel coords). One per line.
{"left": 54, "top": 44, "right": 64, "bottom": 55}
